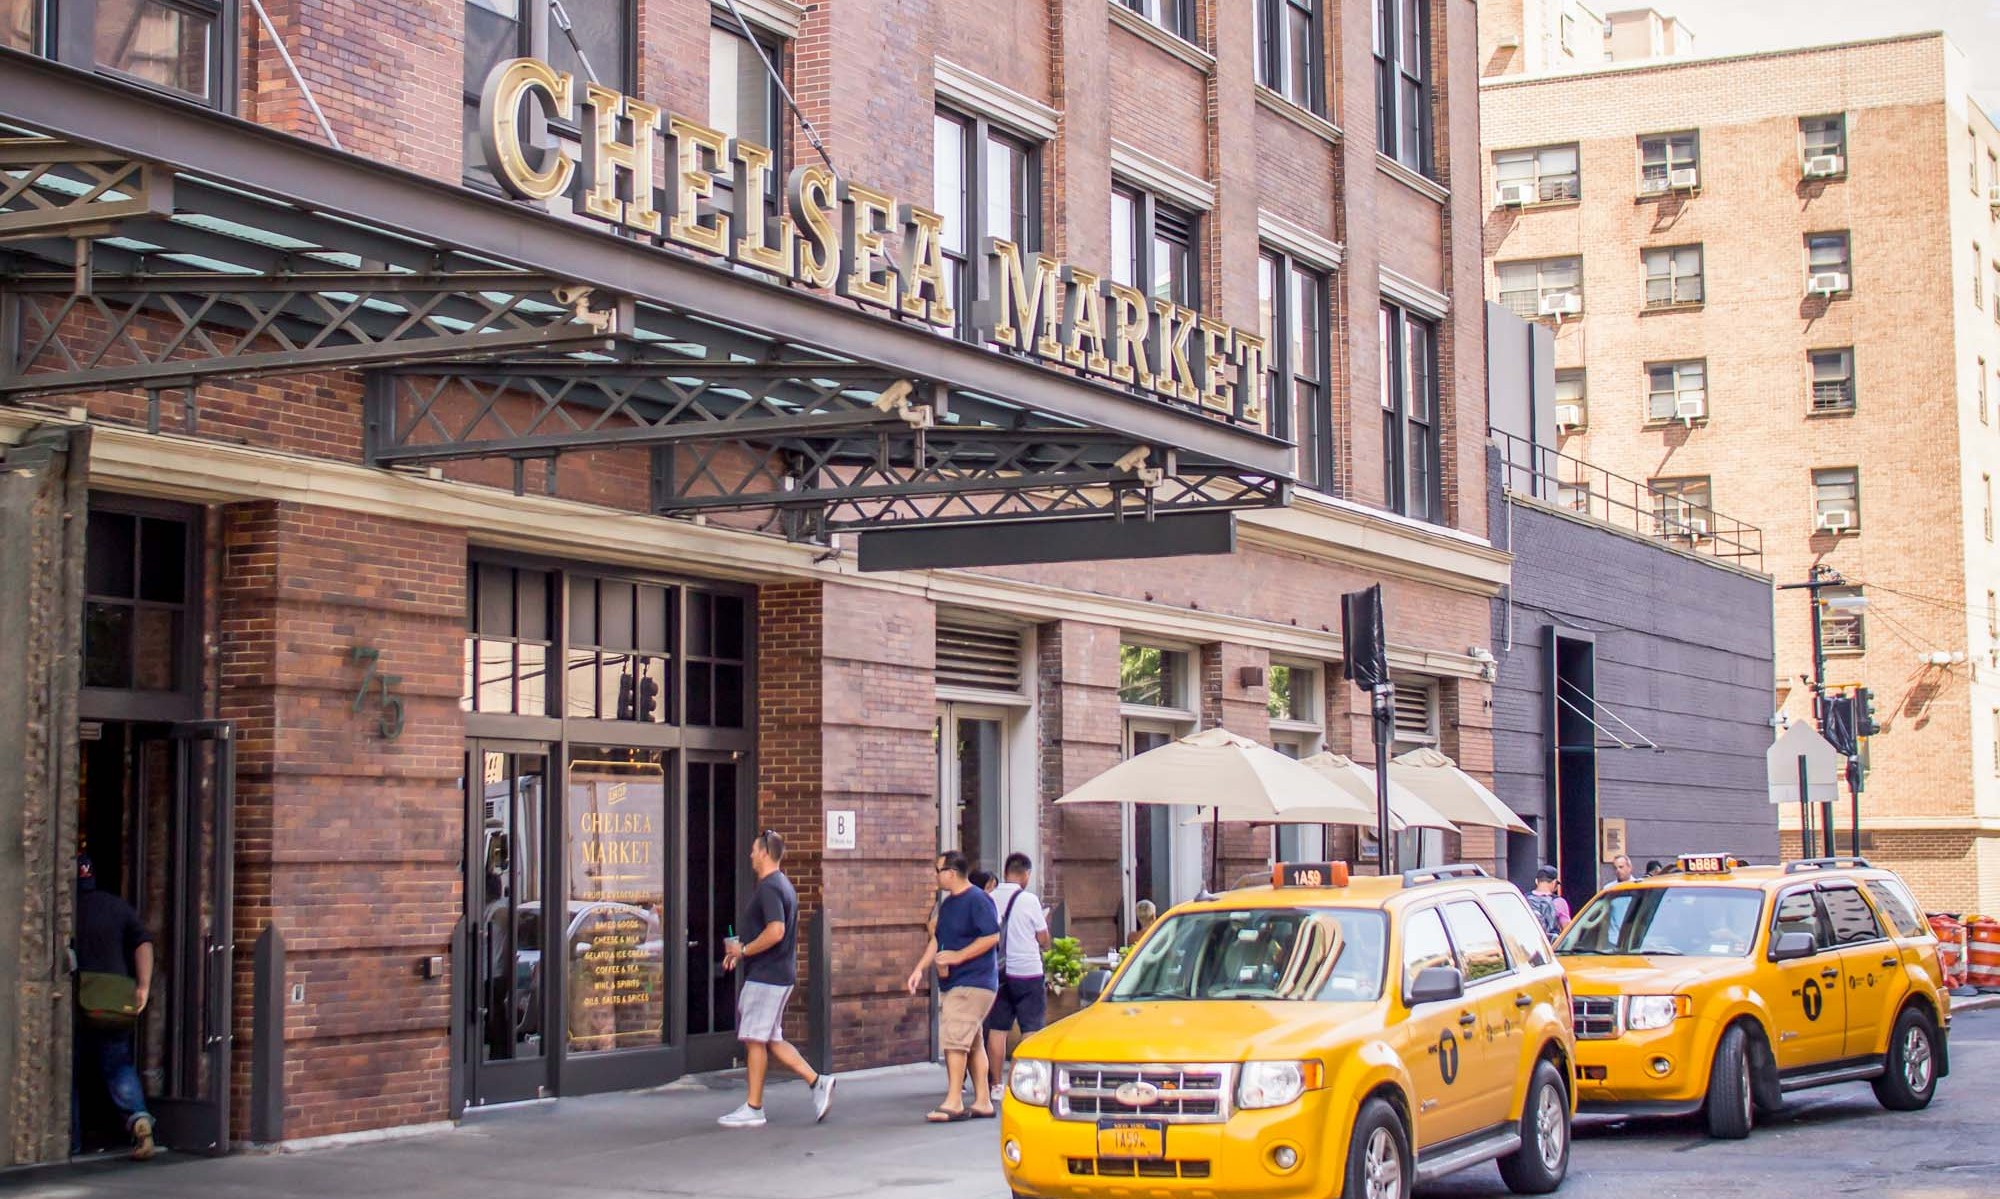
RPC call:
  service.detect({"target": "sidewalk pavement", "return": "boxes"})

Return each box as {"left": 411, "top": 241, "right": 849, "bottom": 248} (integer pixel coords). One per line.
{"left": 4, "top": 1065, "right": 1013, "bottom": 1199}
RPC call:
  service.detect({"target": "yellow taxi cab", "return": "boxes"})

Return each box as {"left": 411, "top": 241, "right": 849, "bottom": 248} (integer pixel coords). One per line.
{"left": 1557, "top": 854, "right": 1950, "bottom": 1139}
{"left": 999, "top": 863, "right": 1576, "bottom": 1199}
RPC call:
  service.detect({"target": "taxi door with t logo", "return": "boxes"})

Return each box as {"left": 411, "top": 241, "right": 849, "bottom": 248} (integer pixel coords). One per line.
{"left": 1820, "top": 884, "right": 1899, "bottom": 1058}
{"left": 1394, "top": 906, "right": 1482, "bottom": 1148}
{"left": 1766, "top": 887, "right": 1846, "bottom": 1070}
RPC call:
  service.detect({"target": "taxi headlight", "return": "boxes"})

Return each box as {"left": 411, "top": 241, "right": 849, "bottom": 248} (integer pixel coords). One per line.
{"left": 1237, "top": 1060, "right": 1322, "bottom": 1109}
{"left": 1010, "top": 1059, "right": 1052, "bottom": 1107}
{"left": 1625, "top": 995, "right": 1687, "bottom": 1031}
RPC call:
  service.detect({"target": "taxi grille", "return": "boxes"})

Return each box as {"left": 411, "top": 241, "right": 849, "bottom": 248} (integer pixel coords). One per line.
{"left": 1053, "top": 1064, "right": 1234, "bottom": 1123}
{"left": 1070, "top": 1158, "right": 1212, "bottom": 1178}
{"left": 1572, "top": 995, "right": 1621, "bottom": 1039}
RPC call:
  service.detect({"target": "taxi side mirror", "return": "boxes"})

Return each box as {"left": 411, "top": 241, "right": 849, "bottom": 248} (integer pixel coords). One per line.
{"left": 1078, "top": 969, "right": 1111, "bottom": 1006}
{"left": 1770, "top": 931, "right": 1818, "bottom": 962}
{"left": 1406, "top": 965, "right": 1465, "bottom": 1006}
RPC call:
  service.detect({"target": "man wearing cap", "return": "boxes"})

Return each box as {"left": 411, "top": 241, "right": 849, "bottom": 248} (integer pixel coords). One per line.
{"left": 72, "top": 855, "right": 157, "bottom": 1160}
{"left": 1526, "top": 865, "right": 1570, "bottom": 938}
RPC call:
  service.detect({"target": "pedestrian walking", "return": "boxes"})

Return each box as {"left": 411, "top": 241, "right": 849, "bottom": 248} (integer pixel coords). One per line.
{"left": 905, "top": 850, "right": 999, "bottom": 1122}
{"left": 984, "top": 852, "right": 1051, "bottom": 1102}
{"left": 1612, "top": 854, "right": 1637, "bottom": 884}
{"left": 1526, "top": 865, "right": 1566, "bottom": 938}
{"left": 71, "top": 854, "right": 156, "bottom": 1160}
{"left": 717, "top": 830, "right": 835, "bottom": 1128}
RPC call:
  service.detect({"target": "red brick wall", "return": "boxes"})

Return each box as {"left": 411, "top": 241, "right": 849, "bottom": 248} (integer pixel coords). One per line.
{"left": 220, "top": 501, "right": 466, "bottom": 1140}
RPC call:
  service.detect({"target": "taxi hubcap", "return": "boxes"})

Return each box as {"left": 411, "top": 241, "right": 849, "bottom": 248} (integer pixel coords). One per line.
{"left": 1903, "top": 1027, "right": 1933, "bottom": 1092}
{"left": 1535, "top": 1085, "right": 1566, "bottom": 1166}
{"left": 1363, "top": 1126, "right": 1401, "bottom": 1199}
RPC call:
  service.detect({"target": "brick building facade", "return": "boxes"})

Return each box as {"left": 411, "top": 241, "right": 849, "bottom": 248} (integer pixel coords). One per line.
{"left": 1478, "top": 24, "right": 2000, "bottom": 911}
{"left": 0, "top": 0, "right": 1503, "bottom": 1157}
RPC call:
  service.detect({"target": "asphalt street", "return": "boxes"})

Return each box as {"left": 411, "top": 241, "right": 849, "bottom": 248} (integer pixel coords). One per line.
{"left": 7, "top": 1006, "right": 1996, "bottom": 1199}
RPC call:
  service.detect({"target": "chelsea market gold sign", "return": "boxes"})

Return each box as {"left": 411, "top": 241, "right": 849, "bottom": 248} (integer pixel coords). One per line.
{"left": 477, "top": 58, "right": 1267, "bottom": 429}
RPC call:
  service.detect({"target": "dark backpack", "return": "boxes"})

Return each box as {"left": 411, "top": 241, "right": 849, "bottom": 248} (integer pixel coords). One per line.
{"left": 1526, "top": 891, "right": 1561, "bottom": 938}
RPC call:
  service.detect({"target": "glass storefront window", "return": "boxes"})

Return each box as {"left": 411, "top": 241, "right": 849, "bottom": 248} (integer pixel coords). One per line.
{"left": 565, "top": 746, "right": 667, "bottom": 1054}
{"left": 464, "top": 563, "right": 555, "bottom": 715}
{"left": 685, "top": 589, "right": 746, "bottom": 727}
{"left": 83, "top": 508, "right": 190, "bottom": 692}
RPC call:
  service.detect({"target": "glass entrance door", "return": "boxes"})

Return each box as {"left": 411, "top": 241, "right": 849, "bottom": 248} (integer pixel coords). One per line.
{"left": 464, "top": 744, "right": 553, "bottom": 1105}
{"left": 936, "top": 704, "right": 1007, "bottom": 873}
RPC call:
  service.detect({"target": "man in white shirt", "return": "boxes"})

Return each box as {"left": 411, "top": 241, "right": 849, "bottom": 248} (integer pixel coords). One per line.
{"left": 984, "top": 852, "right": 1052, "bottom": 1102}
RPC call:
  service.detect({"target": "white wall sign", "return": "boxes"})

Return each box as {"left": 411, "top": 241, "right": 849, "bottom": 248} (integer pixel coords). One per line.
{"left": 827, "top": 810, "right": 857, "bottom": 851}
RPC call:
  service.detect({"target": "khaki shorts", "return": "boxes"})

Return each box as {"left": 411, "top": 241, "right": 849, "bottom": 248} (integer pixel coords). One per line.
{"left": 938, "top": 986, "right": 996, "bottom": 1053}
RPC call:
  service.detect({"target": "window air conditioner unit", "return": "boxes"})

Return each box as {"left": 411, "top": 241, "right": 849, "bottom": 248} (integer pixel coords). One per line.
{"left": 1497, "top": 181, "right": 1537, "bottom": 207}
{"left": 1639, "top": 175, "right": 1669, "bottom": 196}
{"left": 1675, "top": 392, "right": 1706, "bottom": 422}
{"left": 1817, "top": 508, "right": 1853, "bottom": 533}
{"left": 1803, "top": 154, "right": 1844, "bottom": 178}
{"left": 1669, "top": 167, "right": 1700, "bottom": 190}
{"left": 1808, "top": 271, "right": 1850, "bottom": 296}
{"left": 1554, "top": 403, "right": 1584, "bottom": 430}
{"left": 1539, "top": 291, "right": 1583, "bottom": 317}
{"left": 1683, "top": 516, "right": 1710, "bottom": 538}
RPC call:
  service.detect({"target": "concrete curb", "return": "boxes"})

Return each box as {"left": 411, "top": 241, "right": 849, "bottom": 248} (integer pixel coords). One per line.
{"left": 1951, "top": 991, "right": 2000, "bottom": 1013}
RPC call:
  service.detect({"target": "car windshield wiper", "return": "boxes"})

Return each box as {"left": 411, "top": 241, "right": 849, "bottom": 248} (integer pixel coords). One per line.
{"left": 1112, "top": 990, "right": 1188, "bottom": 1002}
{"left": 1636, "top": 946, "right": 1685, "bottom": 955}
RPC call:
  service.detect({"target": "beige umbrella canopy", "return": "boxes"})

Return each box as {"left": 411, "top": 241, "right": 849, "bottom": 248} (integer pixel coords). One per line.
{"left": 1186, "top": 754, "right": 1450, "bottom": 832}
{"left": 1389, "top": 747, "right": 1532, "bottom": 834}
{"left": 1055, "top": 727, "right": 1358, "bottom": 822}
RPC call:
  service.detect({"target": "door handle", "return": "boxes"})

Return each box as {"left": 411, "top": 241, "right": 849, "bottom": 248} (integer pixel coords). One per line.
{"left": 1459, "top": 1011, "right": 1478, "bottom": 1027}
{"left": 1820, "top": 968, "right": 1840, "bottom": 981}
{"left": 1880, "top": 956, "right": 1899, "bottom": 969}
{"left": 1515, "top": 993, "right": 1534, "bottom": 1009}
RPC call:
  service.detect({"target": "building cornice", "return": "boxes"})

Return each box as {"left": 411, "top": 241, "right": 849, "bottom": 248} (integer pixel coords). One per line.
{"left": 1478, "top": 30, "right": 1947, "bottom": 93}
{"left": 1239, "top": 491, "right": 1511, "bottom": 597}
{"left": 1110, "top": 140, "right": 1216, "bottom": 211}
{"left": 1256, "top": 211, "right": 1344, "bottom": 272}
{"left": 934, "top": 58, "right": 1061, "bottom": 140}
{"left": 1253, "top": 86, "right": 1344, "bottom": 145}
{"left": 1379, "top": 265, "right": 1451, "bottom": 319}
{"left": 1376, "top": 153, "right": 1450, "bottom": 204}
{"left": 1106, "top": 4, "right": 1216, "bottom": 74}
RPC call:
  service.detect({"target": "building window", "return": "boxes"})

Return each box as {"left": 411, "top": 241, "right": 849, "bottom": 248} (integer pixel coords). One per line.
{"left": 935, "top": 108, "right": 1041, "bottom": 338}
{"left": 1648, "top": 475, "right": 1712, "bottom": 539}
{"left": 1980, "top": 357, "right": 1989, "bottom": 425}
{"left": 1112, "top": 184, "right": 1200, "bottom": 312}
{"left": 1972, "top": 127, "right": 1981, "bottom": 193}
{"left": 1554, "top": 369, "right": 1587, "bottom": 431}
{"left": 1991, "top": 262, "right": 1999, "bottom": 323}
{"left": 1986, "top": 473, "right": 1994, "bottom": 541}
{"left": 1268, "top": 660, "right": 1328, "bottom": 857}
{"left": 1256, "top": 0, "right": 1323, "bottom": 114}
{"left": 82, "top": 504, "right": 196, "bottom": 693}
{"left": 1119, "top": 642, "right": 1188, "bottom": 708}
{"left": 464, "top": 0, "right": 633, "bottom": 185}
{"left": 1643, "top": 244, "right": 1703, "bottom": 308}
{"left": 1806, "top": 232, "right": 1852, "bottom": 291}
{"left": 2, "top": 0, "right": 233, "bottom": 106}
{"left": 466, "top": 563, "right": 557, "bottom": 716}
{"left": 1495, "top": 256, "right": 1582, "bottom": 320}
{"left": 1260, "top": 248, "right": 1333, "bottom": 489}
{"left": 1812, "top": 467, "right": 1860, "bottom": 534}
{"left": 1374, "top": 0, "right": 1432, "bottom": 175}
{"left": 1559, "top": 11, "right": 1577, "bottom": 53}
{"left": 1800, "top": 115, "right": 1845, "bottom": 170}
{"left": 1810, "top": 348, "right": 1855, "bottom": 413}
{"left": 1988, "top": 590, "right": 1996, "bottom": 645}
{"left": 1993, "top": 711, "right": 1999, "bottom": 775}
{"left": 710, "top": 20, "right": 786, "bottom": 229}
{"left": 1820, "top": 586, "right": 1865, "bottom": 655}
{"left": 1118, "top": 0, "right": 1197, "bottom": 42}
{"left": 566, "top": 575, "right": 676, "bottom": 723}
{"left": 1380, "top": 302, "right": 1441, "bottom": 523}
{"left": 937, "top": 702, "right": 1016, "bottom": 881}
{"left": 1120, "top": 641, "right": 1196, "bottom": 922}
{"left": 1978, "top": 244, "right": 1985, "bottom": 308}
{"left": 1493, "top": 144, "right": 1580, "bottom": 204}
{"left": 1638, "top": 131, "right": 1698, "bottom": 195}
{"left": 1646, "top": 359, "right": 1706, "bottom": 422}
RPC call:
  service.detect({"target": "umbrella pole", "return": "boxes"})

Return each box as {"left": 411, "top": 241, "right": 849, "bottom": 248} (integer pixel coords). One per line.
{"left": 1208, "top": 807, "right": 1220, "bottom": 891}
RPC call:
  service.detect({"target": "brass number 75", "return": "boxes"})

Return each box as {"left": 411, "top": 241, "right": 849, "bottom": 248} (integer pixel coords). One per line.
{"left": 349, "top": 646, "right": 405, "bottom": 740}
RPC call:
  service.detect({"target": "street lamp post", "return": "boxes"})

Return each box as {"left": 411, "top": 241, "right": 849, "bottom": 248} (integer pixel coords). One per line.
{"left": 1776, "top": 565, "right": 1866, "bottom": 858}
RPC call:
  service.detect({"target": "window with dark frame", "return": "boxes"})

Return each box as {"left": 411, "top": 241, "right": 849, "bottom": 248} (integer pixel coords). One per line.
{"left": 1112, "top": 183, "right": 1200, "bottom": 312}
{"left": 1379, "top": 301, "right": 1441, "bottom": 523}
{"left": 1117, "top": 0, "right": 1197, "bottom": 43}
{"left": 1256, "top": 0, "right": 1323, "bottom": 115}
{"left": 1638, "top": 131, "right": 1698, "bottom": 195}
{"left": 83, "top": 505, "right": 195, "bottom": 693}
{"left": 1809, "top": 348, "right": 1855, "bottom": 413}
{"left": 463, "top": 0, "right": 633, "bottom": 187}
{"left": 466, "top": 562, "right": 557, "bottom": 717}
{"left": 1642, "top": 244, "right": 1703, "bottom": 308}
{"left": 1646, "top": 359, "right": 1706, "bottom": 422}
{"left": 567, "top": 574, "right": 674, "bottom": 723}
{"left": 1374, "top": 0, "right": 1431, "bottom": 175}
{"left": 1260, "top": 247, "right": 1332, "bottom": 491}
{"left": 709, "top": 18, "right": 786, "bottom": 240}
{"left": 2, "top": 0, "right": 233, "bottom": 106}
{"left": 1800, "top": 115, "right": 1845, "bottom": 166}
{"left": 934, "top": 107, "right": 1041, "bottom": 340}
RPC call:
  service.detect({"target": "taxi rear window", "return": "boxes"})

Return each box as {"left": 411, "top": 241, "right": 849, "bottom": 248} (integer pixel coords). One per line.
{"left": 1109, "top": 907, "right": 1387, "bottom": 1003}
{"left": 1862, "top": 878, "right": 1929, "bottom": 939}
{"left": 1557, "top": 886, "right": 1764, "bottom": 958}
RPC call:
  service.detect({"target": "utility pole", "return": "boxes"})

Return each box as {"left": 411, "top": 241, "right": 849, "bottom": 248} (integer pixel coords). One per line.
{"left": 1776, "top": 565, "right": 1866, "bottom": 857}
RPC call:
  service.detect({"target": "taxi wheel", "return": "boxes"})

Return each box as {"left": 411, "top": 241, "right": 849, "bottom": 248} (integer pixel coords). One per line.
{"left": 1497, "top": 1058, "right": 1570, "bottom": 1195}
{"left": 1343, "top": 1097, "right": 1411, "bottom": 1199}
{"left": 1871, "top": 1007, "right": 1938, "bottom": 1111}
{"left": 1704, "top": 1025, "right": 1754, "bottom": 1140}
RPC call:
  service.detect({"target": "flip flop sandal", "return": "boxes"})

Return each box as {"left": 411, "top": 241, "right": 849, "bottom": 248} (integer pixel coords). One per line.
{"left": 926, "top": 1108, "right": 972, "bottom": 1123}
{"left": 969, "top": 1108, "right": 997, "bottom": 1119}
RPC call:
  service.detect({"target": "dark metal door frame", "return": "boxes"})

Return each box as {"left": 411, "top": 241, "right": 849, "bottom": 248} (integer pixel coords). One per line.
{"left": 461, "top": 740, "right": 555, "bottom": 1107}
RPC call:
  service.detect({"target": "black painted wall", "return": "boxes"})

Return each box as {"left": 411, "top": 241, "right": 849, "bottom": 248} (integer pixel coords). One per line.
{"left": 1489, "top": 447, "right": 1780, "bottom": 890}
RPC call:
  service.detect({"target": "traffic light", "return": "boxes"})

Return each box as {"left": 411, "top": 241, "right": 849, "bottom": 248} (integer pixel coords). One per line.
{"left": 1855, "top": 686, "right": 1881, "bottom": 737}
{"left": 637, "top": 673, "right": 660, "bottom": 722}
{"left": 1822, "top": 693, "right": 1857, "bottom": 757}
{"left": 616, "top": 671, "right": 636, "bottom": 721}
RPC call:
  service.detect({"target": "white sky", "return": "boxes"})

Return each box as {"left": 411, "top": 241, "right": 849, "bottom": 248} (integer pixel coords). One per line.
{"left": 1654, "top": 0, "right": 2000, "bottom": 118}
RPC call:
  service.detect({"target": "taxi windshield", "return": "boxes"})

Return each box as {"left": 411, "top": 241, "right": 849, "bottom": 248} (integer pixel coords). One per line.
{"left": 1557, "top": 886, "right": 1765, "bottom": 958}
{"left": 1107, "top": 907, "right": 1386, "bottom": 1003}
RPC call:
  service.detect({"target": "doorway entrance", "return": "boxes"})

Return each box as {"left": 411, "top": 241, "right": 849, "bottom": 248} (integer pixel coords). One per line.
{"left": 936, "top": 703, "right": 1009, "bottom": 873}
{"left": 463, "top": 743, "right": 553, "bottom": 1106}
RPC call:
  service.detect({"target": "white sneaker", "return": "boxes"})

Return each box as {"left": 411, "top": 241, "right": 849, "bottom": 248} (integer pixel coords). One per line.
{"left": 812, "top": 1073, "right": 837, "bottom": 1122}
{"left": 990, "top": 1084, "right": 1005, "bottom": 1104}
{"left": 718, "top": 1103, "right": 767, "bottom": 1128}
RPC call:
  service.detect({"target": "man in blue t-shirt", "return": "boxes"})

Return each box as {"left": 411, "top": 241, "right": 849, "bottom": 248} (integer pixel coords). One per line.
{"left": 905, "top": 850, "right": 999, "bottom": 1121}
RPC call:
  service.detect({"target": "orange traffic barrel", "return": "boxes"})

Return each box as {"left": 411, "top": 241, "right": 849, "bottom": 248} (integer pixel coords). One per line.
{"left": 1930, "top": 914, "right": 1969, "bottom": 989}
{"left": 1965, "top": 916, "right": 2000, "bottom": 990}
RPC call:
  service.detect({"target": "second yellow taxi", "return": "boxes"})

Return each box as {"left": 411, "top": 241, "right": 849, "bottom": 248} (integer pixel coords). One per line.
{"left": 1557, "top": 854, "right": 1949, "bottom": 1139}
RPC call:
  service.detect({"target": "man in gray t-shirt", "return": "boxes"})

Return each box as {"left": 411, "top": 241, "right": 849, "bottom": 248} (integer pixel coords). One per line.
{"left": 718, "top": 831, "right": 835, "bottom": 1128}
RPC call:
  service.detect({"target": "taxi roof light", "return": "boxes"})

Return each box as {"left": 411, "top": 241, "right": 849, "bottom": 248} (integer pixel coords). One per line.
{"left": 1673, "top": 853, "right": 1742, "bottom": 875}
{"left": 1272, "top": 861, "right": 1351, "bottom": 888}
{"left": 1399, "top": 863, "right": 1489, "bottom": 888}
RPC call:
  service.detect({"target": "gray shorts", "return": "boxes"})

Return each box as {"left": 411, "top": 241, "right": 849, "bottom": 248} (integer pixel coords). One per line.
{"left": 737, "top": 981, "right": 793, "bottom": 1044}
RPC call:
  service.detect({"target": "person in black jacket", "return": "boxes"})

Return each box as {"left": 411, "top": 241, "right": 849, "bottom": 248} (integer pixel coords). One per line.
{"left": 73, "top": 854, "right": 156, "bottom": 1160}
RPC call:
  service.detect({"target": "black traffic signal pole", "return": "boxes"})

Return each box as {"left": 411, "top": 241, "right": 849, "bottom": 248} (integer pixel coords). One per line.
{"left": 1777, "top": 565, "right": 1853, "bottom": 858}
{"left": 1373, "top": 683, "right": 1395, "bottom": 876}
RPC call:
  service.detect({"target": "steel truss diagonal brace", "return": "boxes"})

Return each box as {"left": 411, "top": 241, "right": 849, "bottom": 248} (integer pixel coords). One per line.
{"left": 0, "top": 139, "right": 174, "bottom": 240}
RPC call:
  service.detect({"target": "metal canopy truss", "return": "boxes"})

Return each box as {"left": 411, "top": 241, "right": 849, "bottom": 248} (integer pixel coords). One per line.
{"left": 0, "top": 62, "right": 1294, "bottom": 546}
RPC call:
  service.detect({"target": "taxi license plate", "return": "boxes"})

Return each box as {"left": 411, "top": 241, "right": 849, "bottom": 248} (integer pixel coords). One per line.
{"left": 1096, "top": 1121, "right": 1165, "bottom": 1159}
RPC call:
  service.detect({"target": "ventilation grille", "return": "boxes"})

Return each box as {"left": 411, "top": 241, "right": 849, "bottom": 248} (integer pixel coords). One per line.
{"left": 937, "top": 619, "right": 1023, "bottom": 693}
{"left": 1393, "top": 685, "right": 1437, "bottom": 743}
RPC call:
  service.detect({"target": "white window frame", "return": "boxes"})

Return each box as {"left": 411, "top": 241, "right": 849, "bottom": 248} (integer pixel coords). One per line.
{"left": 1493, "top": 144, "right": 1580, "bottom": 205}
{"left": 1495, "top": 256, "right": 1582, "bottom": 320}
{"left": 1643, "top": 244, "right": 1704, "bottom": 308}
{"left": 1645, "top": 359, "right": 1707, "bottom": 422}
{"left": 1812, "top": 466, "right": 1860, "bottom": 532}
{"left": 1555, "top": 369, "right": 1587, "bottom": 430}
{"left": 1809, "top": 348, "right": 1855, "bottom": 413}
{"left": 1266, "top": 662, "right": 1324, "bottom": 863}
{"left": 1119, "top": 639, "right": 1199, "bottom": 925}
{"left": 1638, "top": 131, "right": 1698, "bottom": 196}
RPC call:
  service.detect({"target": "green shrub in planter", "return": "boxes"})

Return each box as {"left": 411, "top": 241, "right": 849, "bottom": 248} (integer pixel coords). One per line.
{"left": 1043, "top": 936, "right": 1086, "bottom": 994}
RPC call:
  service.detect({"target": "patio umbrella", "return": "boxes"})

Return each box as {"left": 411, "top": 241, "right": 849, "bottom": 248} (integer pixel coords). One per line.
{"left": 1182, "top": 753, "right": 1450, "bottom": 832}
{"left": 1055, "top": 727, "right": 1367, "bottom": 887}
{"left": 1389, "top": 747, "right": 1532, "bottom": 834}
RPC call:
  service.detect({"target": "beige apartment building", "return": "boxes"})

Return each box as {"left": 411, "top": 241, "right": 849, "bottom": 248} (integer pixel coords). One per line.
{"left": 1478, "top": 25, "right": 2000, "bottom": 910}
